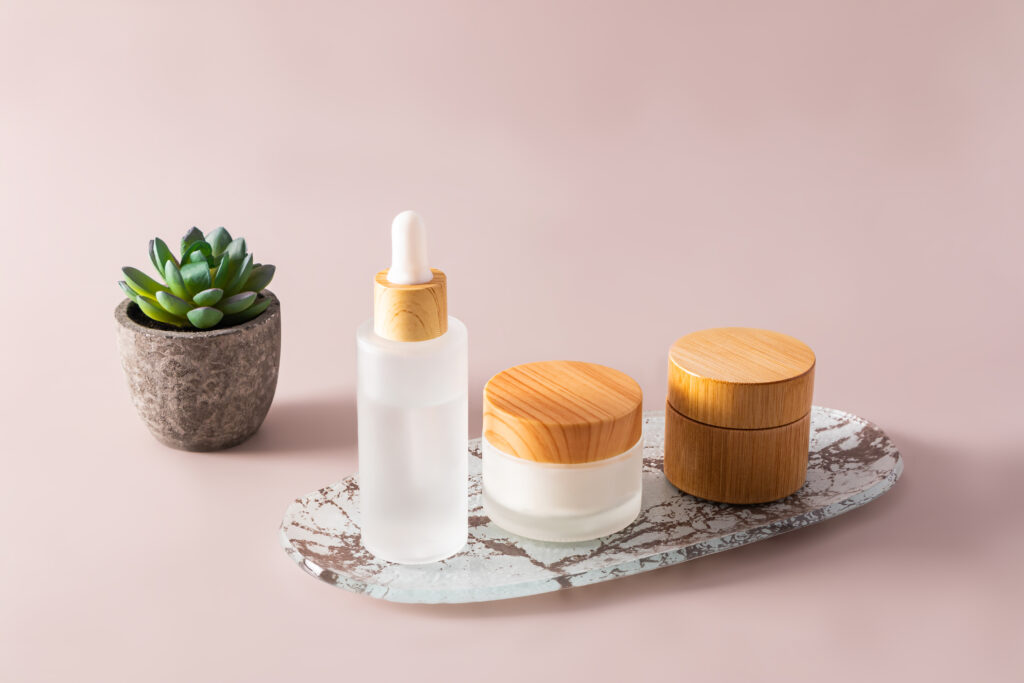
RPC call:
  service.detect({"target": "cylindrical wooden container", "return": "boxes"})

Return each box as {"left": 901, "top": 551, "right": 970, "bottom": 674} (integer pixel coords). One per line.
{"left": 482, "top": 360, "right": 644, "bottom": 542}
{"left": 664, "top": 328, "right": 816, "bottom": 504}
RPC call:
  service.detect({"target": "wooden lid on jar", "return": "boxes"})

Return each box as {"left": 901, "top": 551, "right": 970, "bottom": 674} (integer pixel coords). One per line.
{"left": 483, "top": 361, "right": 643, "bottom": 464}
{"left": 667, "top": 328, "right": 815, "bottom": 429}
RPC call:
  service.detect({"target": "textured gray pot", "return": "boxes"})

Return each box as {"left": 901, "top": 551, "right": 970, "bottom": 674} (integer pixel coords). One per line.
{"left": 115, "top": 292, "right": 281, "bottom": 451}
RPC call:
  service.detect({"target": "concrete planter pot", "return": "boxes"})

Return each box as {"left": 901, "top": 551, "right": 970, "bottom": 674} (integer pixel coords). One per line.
{"left": 115, "top": 292, "right": 281, "bottom": 451}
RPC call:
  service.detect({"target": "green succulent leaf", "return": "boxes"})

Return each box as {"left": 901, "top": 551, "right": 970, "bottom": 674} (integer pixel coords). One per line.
{"left": 217, "top": 291, "right": 257, "bottom": 314}
{"left": 180, "top": 261, "right": 212, "bottom": 297}
{"left": 136, "top": 296, "right": 187, "bottom": 327}
{"left": 186, "top": 306, "right": 224, "bottom": 329}
{"left": 243, "top": 264, "right": 275, "bottom": 292}
{"left": 122, "top": 267, "right": 167, "bottom": 300}
{"left": 155, "top": 290, "right": 194, "bottom": 317}
{"left": 181, "top": 239, "right": 213, "bottom": 266}
{"left": 224, "top": 254, "right": 253, "bottom": 297}
{"left": 212, "top": 253, "right": 233, "bottom": 289}
{"left": 208, "top": 256, "right": 224, "bottom": 289}
{"left": 206, "top": 227, "right": 232, "bottom": 257}
{"left": 149, "top": 238, "right": 177, "bottom": 278}
{"left": 180, "top": 227, "right": 205, "bottom": 256}
{"left": 118, "top": 280, "right": 141, "bottom": 304}
{"left": 148, "top": 240, "right": 161, "bottom": 277}
{"left": 163, "top": 260, "right": 190, "bottom": 300}
{"left": 220, "top": 295, "right": 271, "bottom": 326}
{"left": 213, "top": 238, "right": 246, "bottom": 289}
{"left": 192, "top": 287, "right": 224, "bottom": 306}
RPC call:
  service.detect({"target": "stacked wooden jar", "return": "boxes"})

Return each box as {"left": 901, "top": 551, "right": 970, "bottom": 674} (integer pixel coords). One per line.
{"left": 663, "top": 328, "right": 816, "bottom": 504}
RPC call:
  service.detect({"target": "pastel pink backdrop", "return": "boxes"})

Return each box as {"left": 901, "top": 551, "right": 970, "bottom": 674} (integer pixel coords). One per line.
{"left": 2, "top": 1, "right": 1021, "bottom": 681}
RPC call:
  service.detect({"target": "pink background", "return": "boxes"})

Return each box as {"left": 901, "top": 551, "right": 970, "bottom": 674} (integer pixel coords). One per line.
{"left": 3, "top": 1, "right": 1022, "bottom": 681}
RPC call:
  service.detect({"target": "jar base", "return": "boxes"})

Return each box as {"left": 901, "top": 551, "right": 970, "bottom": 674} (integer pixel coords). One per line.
{"left": 664, "top": 402, "right": 810, "bottom": 504}
{"left": 482, "top": 490, "right": 641, "bottom": 543}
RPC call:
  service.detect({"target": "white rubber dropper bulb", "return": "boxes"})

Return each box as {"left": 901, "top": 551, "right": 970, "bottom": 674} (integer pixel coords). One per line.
{"left": 387, "top": 210, "right": 433, "bottom": 285}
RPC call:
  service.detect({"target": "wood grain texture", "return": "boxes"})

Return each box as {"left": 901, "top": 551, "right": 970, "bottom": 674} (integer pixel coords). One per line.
{"left": 483, "top": 361, "right": 643, "bottom": 464}
{"left": 373, "top": 268, "right": 447, "bottom": 342}
{"left": 664, "top": 402, "right": 810, "bottom": 504}
{"left": 668, "top": 327, "right": 815, "bottom": 429}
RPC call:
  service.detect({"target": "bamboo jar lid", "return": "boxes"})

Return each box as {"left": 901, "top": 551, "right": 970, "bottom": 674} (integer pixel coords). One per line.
{"left": 483, "top": 361, "right": 643, "bottom": 464}
{"left": 668, "top": 327, "right": 815, "bottom": 429}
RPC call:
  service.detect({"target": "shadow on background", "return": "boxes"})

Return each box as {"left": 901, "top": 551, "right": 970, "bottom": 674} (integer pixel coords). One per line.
{"left": 229, "top": 394, "right": 358, "bottom": 454}
{"left": 373, "top": 431, "right": 1021, "bottom": 618}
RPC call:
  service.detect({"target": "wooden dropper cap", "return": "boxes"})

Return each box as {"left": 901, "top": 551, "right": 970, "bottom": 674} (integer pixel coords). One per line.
{"left": 373, "top": 211, "right": 448, "bottom": 342}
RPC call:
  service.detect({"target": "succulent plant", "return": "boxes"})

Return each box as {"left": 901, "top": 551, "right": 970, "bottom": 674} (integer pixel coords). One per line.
{"left": 118, "top": 227, "right": 276, "bottom": 330}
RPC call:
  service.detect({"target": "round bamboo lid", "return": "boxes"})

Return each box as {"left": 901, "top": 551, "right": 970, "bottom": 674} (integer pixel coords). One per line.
{"left": 483, "top": 361, "right": 643, "bottom": 464}
{"left": 667, "top": 328, "right": 815, "bottom": 429}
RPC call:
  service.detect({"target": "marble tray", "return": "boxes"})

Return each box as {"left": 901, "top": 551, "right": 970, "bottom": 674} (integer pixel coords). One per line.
{"left": 280, "top": 406, "right": 901, "bottom": 603}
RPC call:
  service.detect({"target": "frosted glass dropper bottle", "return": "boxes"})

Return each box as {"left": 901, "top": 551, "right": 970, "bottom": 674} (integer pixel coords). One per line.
{"left": 356, "top": 211, "right": 468, "bottom": 564}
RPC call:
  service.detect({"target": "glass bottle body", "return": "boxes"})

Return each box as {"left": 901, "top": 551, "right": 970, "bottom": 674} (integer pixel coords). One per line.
{"left": 356, "top": 317, "right": 468, "bottom": 564}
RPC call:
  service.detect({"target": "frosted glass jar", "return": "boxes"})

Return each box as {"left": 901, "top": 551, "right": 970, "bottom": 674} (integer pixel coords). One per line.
{"left": 482, "top": 436, "right": 642, "bottom": 542}
{"left": 481, "top": 361, "right": 644, "bottom": 543}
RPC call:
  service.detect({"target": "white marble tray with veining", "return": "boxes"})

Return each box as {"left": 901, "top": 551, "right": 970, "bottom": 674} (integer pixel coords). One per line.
{"left": 280, "top": 407, "right": 901, "bottom": 603}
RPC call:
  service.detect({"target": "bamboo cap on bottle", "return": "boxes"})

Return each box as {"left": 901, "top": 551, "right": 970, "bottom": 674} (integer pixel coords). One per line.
{"left": 373, "top": 269, "right": 447, "bottom": 341}
{"left": 667, "top": 327, "right": 815, "bottom": 429}
{"left": 483, "top": 361, "right": 643, "bottom": 464}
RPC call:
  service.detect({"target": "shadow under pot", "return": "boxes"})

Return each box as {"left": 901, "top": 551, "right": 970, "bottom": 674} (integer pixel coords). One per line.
{"left": 664, "top": 327, "right": 816, "bottom": 504}
{"left": 114, "top": 292, "right": 281, "bottom": 451}
{"left": 482, "top": 360, "right": 644, "bottom": 542}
